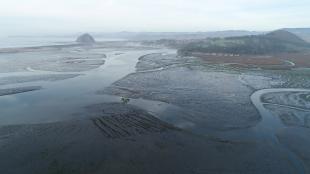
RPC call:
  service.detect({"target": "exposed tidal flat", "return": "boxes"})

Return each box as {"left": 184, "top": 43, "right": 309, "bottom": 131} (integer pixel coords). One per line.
{"left": 0, "top": 41, "right": 310, "bottom": 173}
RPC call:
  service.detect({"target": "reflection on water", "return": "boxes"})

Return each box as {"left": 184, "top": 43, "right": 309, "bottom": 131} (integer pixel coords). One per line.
{"left": 0, "top": 49, "right": 172, "bottom": 125}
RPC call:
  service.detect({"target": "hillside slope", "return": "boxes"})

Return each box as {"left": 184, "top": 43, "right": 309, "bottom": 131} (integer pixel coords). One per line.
{"left": 284, "top": 28, "right": 310, "bottom": 42}
{"left": 179, "top": 30, "right": 310, "bottom": 55}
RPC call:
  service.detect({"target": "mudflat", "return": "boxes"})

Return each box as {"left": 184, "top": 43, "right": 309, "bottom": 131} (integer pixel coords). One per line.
{"left": 0, "top": 42, "right": 310, "bottom": 173}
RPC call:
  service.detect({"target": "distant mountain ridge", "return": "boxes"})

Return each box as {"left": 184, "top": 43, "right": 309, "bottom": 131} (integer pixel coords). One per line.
{"left": 89, "top": 30, "right": 263, "bottom": 40}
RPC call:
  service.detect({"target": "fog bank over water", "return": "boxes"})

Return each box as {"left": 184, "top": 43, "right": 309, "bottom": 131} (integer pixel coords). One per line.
{"left": 0, "top": 36, "right": 127, "bottom": 48}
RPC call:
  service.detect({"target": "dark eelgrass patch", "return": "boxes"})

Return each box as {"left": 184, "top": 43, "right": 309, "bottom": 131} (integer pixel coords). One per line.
{"left": 0, "top": 86, "right": 42, "bottom": 96}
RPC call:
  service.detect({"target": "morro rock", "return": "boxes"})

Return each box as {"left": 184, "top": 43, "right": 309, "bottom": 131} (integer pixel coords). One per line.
{"left": 76, "top": 33, "right": 96, "bottom": 45}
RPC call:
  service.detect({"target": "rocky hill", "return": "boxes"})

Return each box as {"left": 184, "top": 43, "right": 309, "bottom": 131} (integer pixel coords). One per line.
{"left": 76, "top": 33, "right": 96, "bottom": 44}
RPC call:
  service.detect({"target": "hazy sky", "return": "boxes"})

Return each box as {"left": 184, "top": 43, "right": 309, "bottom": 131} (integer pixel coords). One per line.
{"left": 0, "top": 0, "right": 309, "bottom": 35}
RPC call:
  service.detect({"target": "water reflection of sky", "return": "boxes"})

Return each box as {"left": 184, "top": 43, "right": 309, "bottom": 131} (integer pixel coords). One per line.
{"left": 0, "top": 50, "right": 154, "bottom": 125}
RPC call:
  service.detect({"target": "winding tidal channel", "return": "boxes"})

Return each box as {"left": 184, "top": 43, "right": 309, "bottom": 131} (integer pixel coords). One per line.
{"left": 251, "top": 88, "right": 310, "bottom": 174}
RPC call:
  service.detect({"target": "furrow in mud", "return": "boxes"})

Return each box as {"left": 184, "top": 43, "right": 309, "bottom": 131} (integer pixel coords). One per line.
{"left": 91, "top": 113, "right": 175, "bottom": 139}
